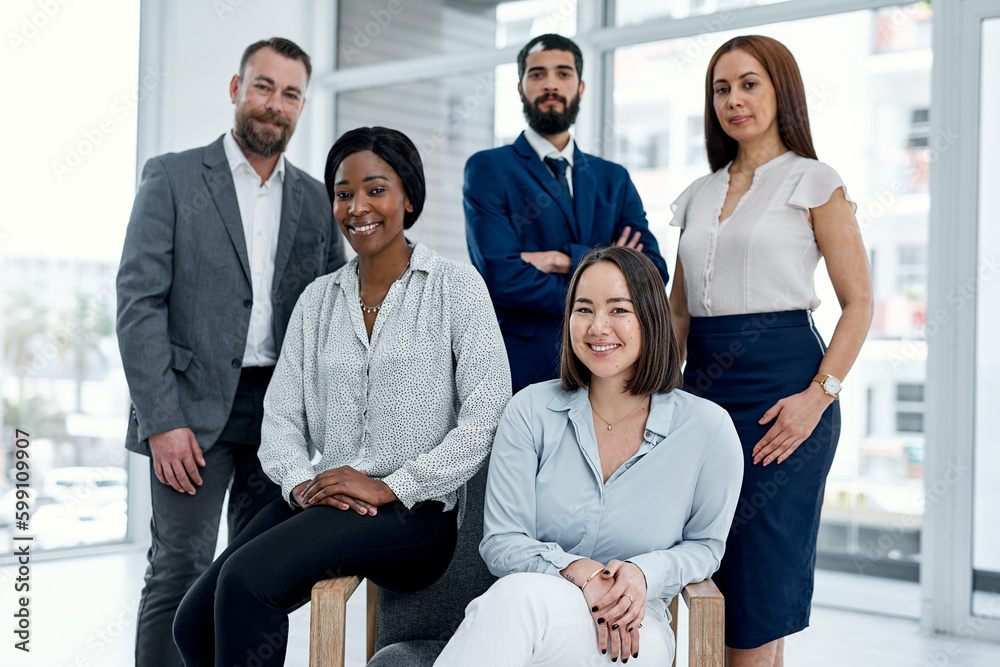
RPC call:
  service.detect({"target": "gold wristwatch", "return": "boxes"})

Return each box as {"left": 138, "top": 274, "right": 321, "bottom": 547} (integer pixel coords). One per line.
{"left": 812, "top": 373, "right": 842, "bottom": 399}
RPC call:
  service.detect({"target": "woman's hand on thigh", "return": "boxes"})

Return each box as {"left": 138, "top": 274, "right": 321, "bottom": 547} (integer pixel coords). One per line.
{"left": 591, "top": 560, "right": 647, "bottom": 629}
{"left": 301, "top": 466, "right": 396, "bottom": 508}
{"left": 293, "top": 478, "right": 377, "bottom": 515}
{"left": 753, "top": 387, "right": 832, "bottom": 465}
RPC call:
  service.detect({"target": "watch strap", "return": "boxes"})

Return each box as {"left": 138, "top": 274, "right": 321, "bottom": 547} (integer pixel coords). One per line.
{"left": 812, "top": 373, "right": 841, "bottom": 399}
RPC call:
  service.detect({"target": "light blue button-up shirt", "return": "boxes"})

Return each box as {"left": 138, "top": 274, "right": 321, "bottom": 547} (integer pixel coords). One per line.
{"left": 480, "top": 380, "right": 743, "bottom": 602}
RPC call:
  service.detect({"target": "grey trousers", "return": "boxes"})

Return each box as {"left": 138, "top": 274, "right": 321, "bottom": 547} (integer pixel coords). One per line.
{"left": 134, "top": 441, "right": 280, "bottom": 667}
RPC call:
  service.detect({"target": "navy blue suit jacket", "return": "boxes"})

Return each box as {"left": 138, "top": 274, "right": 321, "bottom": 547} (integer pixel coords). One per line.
{"left": 464, "top": 132, "right": 668, "bottom": 392}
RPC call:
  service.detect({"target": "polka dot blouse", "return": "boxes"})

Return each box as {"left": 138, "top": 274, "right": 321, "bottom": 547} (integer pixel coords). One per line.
{"left": 259, "top": 242, "right": 512, "bottom": 521}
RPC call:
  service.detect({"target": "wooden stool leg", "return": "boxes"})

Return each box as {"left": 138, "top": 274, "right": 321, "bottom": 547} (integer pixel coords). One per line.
{"left": 309, "top": 576, "right": 362, "bottom": 667}
{"left": 366, "top": 580, "right": 378, "bottom": 662}
{"left": 683, "top": 580, "right": 725, "bottom": 667}
{"left": 669, "top": 595, "right": 679, "bottom": 667}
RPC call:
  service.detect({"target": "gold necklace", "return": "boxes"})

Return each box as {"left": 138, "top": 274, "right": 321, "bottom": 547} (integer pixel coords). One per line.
{"left": 589, "top": 393, "right": 648, "bottom": 431}
{"left": 358, "top": 259, "right": 411, "bottom": 314}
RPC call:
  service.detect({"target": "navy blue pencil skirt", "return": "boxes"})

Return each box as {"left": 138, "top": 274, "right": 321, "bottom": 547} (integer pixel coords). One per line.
{"left": 683, "top": 310, "right": 840, "bottom": 650}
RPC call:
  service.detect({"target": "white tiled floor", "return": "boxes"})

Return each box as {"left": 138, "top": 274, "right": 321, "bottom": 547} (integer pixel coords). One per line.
{"left": 3, "top": 548, "right": 1000, "bottom": 666}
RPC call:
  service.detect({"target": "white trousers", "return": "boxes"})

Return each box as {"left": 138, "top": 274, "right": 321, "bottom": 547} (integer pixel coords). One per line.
{"left": 434, "top": 572, "right": 675, "bottom": 667}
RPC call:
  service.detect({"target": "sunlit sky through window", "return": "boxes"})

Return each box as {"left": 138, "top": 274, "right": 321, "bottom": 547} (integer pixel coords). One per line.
{"left": 3, "top": 0, "right": 140, "bottom": 262}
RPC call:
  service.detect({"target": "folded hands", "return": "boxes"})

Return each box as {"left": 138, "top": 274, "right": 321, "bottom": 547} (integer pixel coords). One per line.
{"left": 291, "top": 466, "right": 397, "bottom": 516}
{"left": 563, "top": 558, "right": 648, "bottom": 663}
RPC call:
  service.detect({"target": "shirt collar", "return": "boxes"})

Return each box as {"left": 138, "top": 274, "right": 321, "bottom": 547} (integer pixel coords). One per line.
{"left": 523, "top": 126, "right": 575, "bottom": 167}
{"left": 548, "top": 386, "right": 677, "bottom": 439}
{"left": 223, "top": 129, "right": 285, "bottom": 185}
{"left": 332, "top": 241, "right": 428, "bottom": 287}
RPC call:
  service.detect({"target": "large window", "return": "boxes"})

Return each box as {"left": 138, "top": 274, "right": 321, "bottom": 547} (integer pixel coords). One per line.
{"left": 974, "top": 14, "right": 1000, "bottom": 619}
{"left": 612, "top": 0, "right": 793, "bottom": 27}
{"left": 337, "top": 0, "right": 575, "bottom": 69}
{"left": 609, "top": 3, "right": 932, "bottom": 585}
{"left": 336, "top": 70, "right": 499, "bottom": 261}
{"left": 0, "top": 1, "right": 140, "bottom": 554}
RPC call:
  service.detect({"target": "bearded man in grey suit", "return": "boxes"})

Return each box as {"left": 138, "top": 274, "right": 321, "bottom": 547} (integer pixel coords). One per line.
{"left": 116, "top": 37, "right": 345, "bottom": 667}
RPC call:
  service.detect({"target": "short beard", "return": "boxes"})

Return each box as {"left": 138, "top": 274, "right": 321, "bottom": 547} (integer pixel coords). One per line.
{"left": 521, "top": 92, "right": 580, "bottom": 136}
{"left": 234, "top": 108, "right": 293, "bottom": 158}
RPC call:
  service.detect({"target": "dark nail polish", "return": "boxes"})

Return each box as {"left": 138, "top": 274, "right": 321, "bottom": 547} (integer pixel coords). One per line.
{"left": 592, "top": 606, "right": 598, "bottom": 612}
{"left": 612, "top": 624, "right": 619, "bottom": 630}
{"left": 623, "top": 660, "right": 628, "bottom": 664}
{"left": 603, "top": 570, "right": 611, "bottom": 575}
{"left": 598, "top": 618, "right": 605, "bottom": 624}
{"left": 602, "top": 650, "right": 607, "bottom": 655}
{"left": 627, "top": 627, "right": 633, "bottom": 632}
{"left": 633, "top": 653, "right": 639, "bottom": 659}
{"left": 612, "top": 659, "right": 617, "bottom": 663}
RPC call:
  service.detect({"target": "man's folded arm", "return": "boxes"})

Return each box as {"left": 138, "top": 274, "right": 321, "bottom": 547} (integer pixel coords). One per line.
{"left": 464, "top": 154, "right": 569, "bottom": 319}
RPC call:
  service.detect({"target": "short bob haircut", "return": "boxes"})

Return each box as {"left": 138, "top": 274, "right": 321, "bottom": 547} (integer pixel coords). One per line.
{"left": 323, "top": 127, "right": 426, "bottom": 229}
{"left": 704, "top": 35, "right": 817, "bottom": 173}
{"left": 560, "top": 247, "right": 682, "bottom": 395}
{"left": 517, "top": 33, "right": 583, "bottom": 82}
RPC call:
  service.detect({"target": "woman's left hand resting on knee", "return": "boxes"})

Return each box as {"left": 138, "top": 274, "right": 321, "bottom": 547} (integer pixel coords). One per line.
{"left": 292, "top": 466, "right": 397, "bottom": 516}
{"left": 562, "top": 558, "right": 646, "bottom": 661}
{"left": 591, "top": 561, "right": 646, "bottom": 652}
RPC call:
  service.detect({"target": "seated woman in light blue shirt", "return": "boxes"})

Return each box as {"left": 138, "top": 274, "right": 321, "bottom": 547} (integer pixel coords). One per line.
{"left": 435, "top": 246, "right": 744, "bottom": 666}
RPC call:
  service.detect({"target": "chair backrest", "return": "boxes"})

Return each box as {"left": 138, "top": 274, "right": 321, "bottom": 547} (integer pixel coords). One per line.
{"left": 373, "top": 467, "right": 497, "bottom": 649}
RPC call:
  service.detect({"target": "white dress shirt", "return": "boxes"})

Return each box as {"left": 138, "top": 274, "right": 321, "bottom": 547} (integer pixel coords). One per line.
{"left": 523, "top": 126, "right": 575, "bottom": 197}
{"left": 480, "top": 381, "right": 743, "bottom": 602}
{"left": 670, "top": 151, "right": 855, "bottom": 317}
{"left": 258, "top": 242, "right": 512, "bottom": 523}
{"left": 223, "top": 130, "right": 284, "bottom": 366}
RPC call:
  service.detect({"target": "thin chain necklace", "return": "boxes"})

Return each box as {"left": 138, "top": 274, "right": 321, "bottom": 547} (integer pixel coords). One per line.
{"left": 359, "top": 259, "right": 411, "bottom": 314}
{"left": 589, "top": 392, "right": 648, "bottom": 431}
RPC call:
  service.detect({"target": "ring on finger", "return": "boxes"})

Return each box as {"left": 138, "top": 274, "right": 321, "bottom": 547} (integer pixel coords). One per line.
{"left": 625, "top": 594, "right": 633, "bottom": 602}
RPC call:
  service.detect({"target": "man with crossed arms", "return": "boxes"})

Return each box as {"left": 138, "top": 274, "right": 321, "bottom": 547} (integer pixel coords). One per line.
{"left": 464, "top": 34, "right": 669, "bottom": 393}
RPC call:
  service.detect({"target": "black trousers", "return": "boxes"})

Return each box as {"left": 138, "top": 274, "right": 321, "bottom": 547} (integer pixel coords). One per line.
{"left": 136, "top": 366, "right": 280, "bottom": 667}
{"left": 172, "top": 496, "right": 458, "bottom": 667}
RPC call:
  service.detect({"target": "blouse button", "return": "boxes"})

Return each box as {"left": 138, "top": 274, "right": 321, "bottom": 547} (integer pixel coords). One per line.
{"left": 644, "top": 431, "right": 651, "bottom": 439}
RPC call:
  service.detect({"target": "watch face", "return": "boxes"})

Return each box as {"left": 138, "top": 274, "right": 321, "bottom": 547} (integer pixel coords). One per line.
{"left": 824, "top": 377, "right": 842, "bottom": 395}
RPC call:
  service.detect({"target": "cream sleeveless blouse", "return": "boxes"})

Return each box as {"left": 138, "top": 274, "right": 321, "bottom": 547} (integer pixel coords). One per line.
{"left": 670, "top": 151, "right": 854, "bottom": 318}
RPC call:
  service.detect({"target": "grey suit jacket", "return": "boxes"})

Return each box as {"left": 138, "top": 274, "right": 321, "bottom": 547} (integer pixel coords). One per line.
{"left": 116, "top": 134, "right": 345, "bottom": 456}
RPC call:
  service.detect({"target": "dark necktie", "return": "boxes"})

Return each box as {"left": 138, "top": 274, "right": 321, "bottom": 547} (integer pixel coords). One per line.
{"left": 544, "top": 157, "right": 572, "bottom": 203}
